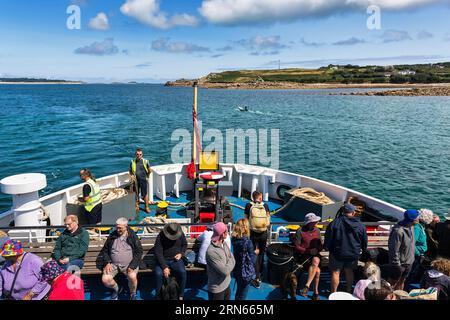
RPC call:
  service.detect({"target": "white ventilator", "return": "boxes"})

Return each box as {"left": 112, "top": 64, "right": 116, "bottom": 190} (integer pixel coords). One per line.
{"left": 0, "top": 173, "right": 47, "bottom": 231}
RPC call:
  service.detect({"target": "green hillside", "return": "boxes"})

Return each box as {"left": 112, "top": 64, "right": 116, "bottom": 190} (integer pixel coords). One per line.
{"left": 201, "top": 62, "right": 450, "bottom": 84}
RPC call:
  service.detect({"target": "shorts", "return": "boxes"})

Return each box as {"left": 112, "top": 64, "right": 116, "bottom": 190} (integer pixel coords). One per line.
{"left": 389, "top": 264, "right": 412, "bottom": 281}
{"left": 328, "top": 254, "right": 358, "bottom": 272}
{"left": 83, "top": 203, "right": 102, "bottom": 225}
{"left": 136, "top": 177, "right": 148, "bottom": 198}
{"left": 104, "top": 264, "right": 139, "bottom": 278}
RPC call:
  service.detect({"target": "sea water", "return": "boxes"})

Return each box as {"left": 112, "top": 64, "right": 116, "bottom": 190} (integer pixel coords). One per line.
{"left": 0, "top": 84, "right": 449, "bottom": 214}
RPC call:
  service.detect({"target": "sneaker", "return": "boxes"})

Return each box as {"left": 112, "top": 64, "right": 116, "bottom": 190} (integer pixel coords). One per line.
{"left": 130, "top": 293, "right": 137, "bottom": 300}
{"left": 312, "top": 293, "right": 321, "bottom": 300}
{"left": 110, "top": 286, "right": 123, "bottom": 300}
{"left": 301, "top": 287, "right": 309, "bottom": 298}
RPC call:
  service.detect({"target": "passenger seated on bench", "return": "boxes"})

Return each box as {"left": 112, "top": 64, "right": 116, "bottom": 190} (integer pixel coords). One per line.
{"left": 154, "top": 223, "right": 187, "bottom": 300}
{"left": 420, "top": 258, "right": 450, "bottom": 300}
{"left": 41, "top": 259, "right": 85, "bottom": 300}
{"left": 52, "top": 215, "right": 89, "bottom": 271}
{"left": 100, "top": 217, "right": 143, "bottom": 300}
{"left": 292, "top": 213, "right": 323, "bottom": 300}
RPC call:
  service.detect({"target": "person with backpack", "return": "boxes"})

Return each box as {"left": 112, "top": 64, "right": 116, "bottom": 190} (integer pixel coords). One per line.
{"left": 244, "top": 191, "right": 270, "bottom": 288}
{"left": 324, "top": 203, "right": 368, "bottom": 293}
{"left": 292, "top": 213, "right": 323, "bottom": 300}
{"left": 231, "top": 219, "right": 257, "bottom": 300}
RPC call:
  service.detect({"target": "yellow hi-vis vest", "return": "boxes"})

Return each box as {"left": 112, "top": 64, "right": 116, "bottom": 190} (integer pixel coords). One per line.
{"left": 84, "top": 178, "right": 102, "bottom": 212}
{"left": 131, "top": 158, "right": 150, "bottom": 175}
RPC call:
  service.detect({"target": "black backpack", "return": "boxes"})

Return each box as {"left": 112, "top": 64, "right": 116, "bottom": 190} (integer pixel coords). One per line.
{"left": 158, "top": 276, "right": 180, "bottom": 300}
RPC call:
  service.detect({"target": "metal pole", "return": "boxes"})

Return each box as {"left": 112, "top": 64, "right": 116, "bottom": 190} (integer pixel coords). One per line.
{"left": 192, "top": 81, "right": 198, "bottom": 178}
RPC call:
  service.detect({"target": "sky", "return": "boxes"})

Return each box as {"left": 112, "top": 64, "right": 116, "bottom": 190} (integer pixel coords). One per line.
{"left": 1, "top": 0, "right": 450, "bottom": 83}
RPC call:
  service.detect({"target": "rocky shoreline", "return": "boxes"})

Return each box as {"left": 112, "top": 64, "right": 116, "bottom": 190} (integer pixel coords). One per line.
{"left": 340, "top": 86, "right": 450, "bottom": 96}
{"left": 165, "top": 80, "right": 433, "bottom": 90}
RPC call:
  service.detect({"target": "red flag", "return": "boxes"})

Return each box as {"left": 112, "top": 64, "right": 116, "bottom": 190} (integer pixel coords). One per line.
{"left": 188, "top": 103, "right": 202, "bottom": 180}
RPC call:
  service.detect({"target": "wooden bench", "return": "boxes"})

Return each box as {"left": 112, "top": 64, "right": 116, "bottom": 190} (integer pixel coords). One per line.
{"left": 23, "top": 238, "right": 204, "bottom": 276}
{"left": 23, "top": 234, "right": 389, "bottom": 275}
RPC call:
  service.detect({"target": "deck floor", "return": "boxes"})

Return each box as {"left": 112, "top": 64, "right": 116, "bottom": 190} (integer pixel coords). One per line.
{"left": 134, "top": 192, "right": 289, "bottom": 223}
{"left": 83, "top": 271, "right": 332, "bottom": 300}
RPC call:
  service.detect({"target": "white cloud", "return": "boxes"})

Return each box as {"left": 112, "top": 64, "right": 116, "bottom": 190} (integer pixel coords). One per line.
{"left": 236, "top": 35, "right": 287, "bottom": 50}
{"left": 199, "top": 0, "right": 445, "bottom": 25}
{"left": 417, "top": 30, "right": 434, "bottom": 39}
{"left": 88, "top": 12, "right": 110, "bottom": 30}
{"left": 120, "top": 0, "right": 199, "bottom": 29}
{"left": 151, "top": 38, "right": 210, "bottom": 53}
{"left": 333, "top": 37, "right": 366, "bottom": 45}
{"left": 381, "top": 29, "right": 412, "bottom": 43}
{"left": 74, "top": 38, "right": 120, "bottom": 56}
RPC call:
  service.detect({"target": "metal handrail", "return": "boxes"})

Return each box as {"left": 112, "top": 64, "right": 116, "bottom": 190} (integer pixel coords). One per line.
{"left": 0, "top": 220, "right": 398, "bottom": 232}
{"left": 0, "top": 222, "right": 217, "bottom": 231}
{"left": 1, "top": 222, "right": 233, "bottom": 242}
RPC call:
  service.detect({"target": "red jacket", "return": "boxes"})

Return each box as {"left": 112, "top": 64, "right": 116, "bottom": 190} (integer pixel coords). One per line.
{"left": 48, "top": 272, "right": 85, "bottom": 300}
{"left": 293, "top": 226, "right": 323, "bottom": 255}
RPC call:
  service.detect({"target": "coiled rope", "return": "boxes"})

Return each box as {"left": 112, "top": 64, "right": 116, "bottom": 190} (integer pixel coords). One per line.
{"left": 270, "top": 187, "right": 334, "bottom": 215}
{"left": 289, "top": 188, "right": 334, "bottom": 205}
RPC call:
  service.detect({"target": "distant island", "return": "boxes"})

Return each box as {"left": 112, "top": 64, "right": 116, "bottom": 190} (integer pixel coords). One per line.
{"left": 165, "top": 62, "right": 450, "bottom": 95}
{"left": 0, "top": 78, "right": 83, "bottom": 84}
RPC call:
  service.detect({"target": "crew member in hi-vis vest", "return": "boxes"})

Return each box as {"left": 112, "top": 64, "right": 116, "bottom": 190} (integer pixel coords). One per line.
{"left": 78, "top": 169, "right": 103, "bottom": 225}
{"left": 129, "top": 148, "right": 152, "bottom": 213}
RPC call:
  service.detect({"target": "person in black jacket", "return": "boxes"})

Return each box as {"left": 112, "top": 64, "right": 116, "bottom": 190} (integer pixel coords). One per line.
{"left": 154, "top": 223, "right": 187, "bottom": 300}
{"left": 100, "top": 217, "right": 143, "bottom": 300}
{"left": 435, "top": 215, "right": 450, "bottom": 259}
{"left": 324, "top": 203, "right": 368, "bottom": 293}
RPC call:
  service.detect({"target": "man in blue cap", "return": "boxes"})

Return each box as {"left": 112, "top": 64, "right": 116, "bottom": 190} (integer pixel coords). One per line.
{"left": 324, "top": 203, "right": 368, "bottom": 294}
{"left": 388, "top": 209, "right": 419, "bottom": 290}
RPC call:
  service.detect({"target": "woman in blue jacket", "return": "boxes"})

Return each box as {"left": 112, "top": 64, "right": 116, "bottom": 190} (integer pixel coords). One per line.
{"left": 231, "top": 219, "right": 257, "bottom": 300}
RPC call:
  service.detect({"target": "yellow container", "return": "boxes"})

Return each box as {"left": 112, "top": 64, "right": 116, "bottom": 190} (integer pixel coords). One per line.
{"left": 157, "top": 201, "right": 169, "bottom": 209}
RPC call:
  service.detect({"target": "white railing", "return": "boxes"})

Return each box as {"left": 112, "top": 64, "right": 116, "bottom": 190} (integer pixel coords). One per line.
{"left": 1, "top": 163, "right": 406, "bottom": 229}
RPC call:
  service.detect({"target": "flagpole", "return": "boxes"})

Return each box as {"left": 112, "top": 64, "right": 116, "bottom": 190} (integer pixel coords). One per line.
{"left": 192, "top": 81, "right": 198, "bottom": 178}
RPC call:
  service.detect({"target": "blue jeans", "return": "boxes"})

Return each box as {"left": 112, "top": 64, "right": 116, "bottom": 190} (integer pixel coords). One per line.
{"left": 60, "top": 259, "right": 84, "bottom": 272}
{"left": 234, "top": 276, "right": 250, "bottom": 300}
{"left": 154, "top": 259, "right": 186, "bottom": 298}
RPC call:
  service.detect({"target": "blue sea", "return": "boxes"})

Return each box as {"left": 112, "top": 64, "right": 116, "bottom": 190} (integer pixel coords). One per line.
{"left": 1, "top": 84, "right": 450, "bottom": 214}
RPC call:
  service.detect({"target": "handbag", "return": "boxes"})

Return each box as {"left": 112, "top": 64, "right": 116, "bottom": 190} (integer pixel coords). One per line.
{"left": 241, "top": 238, "right": 256, "bottom": 282}
{"left": 2, "top": 253, "right": 28, "bottom": 300}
